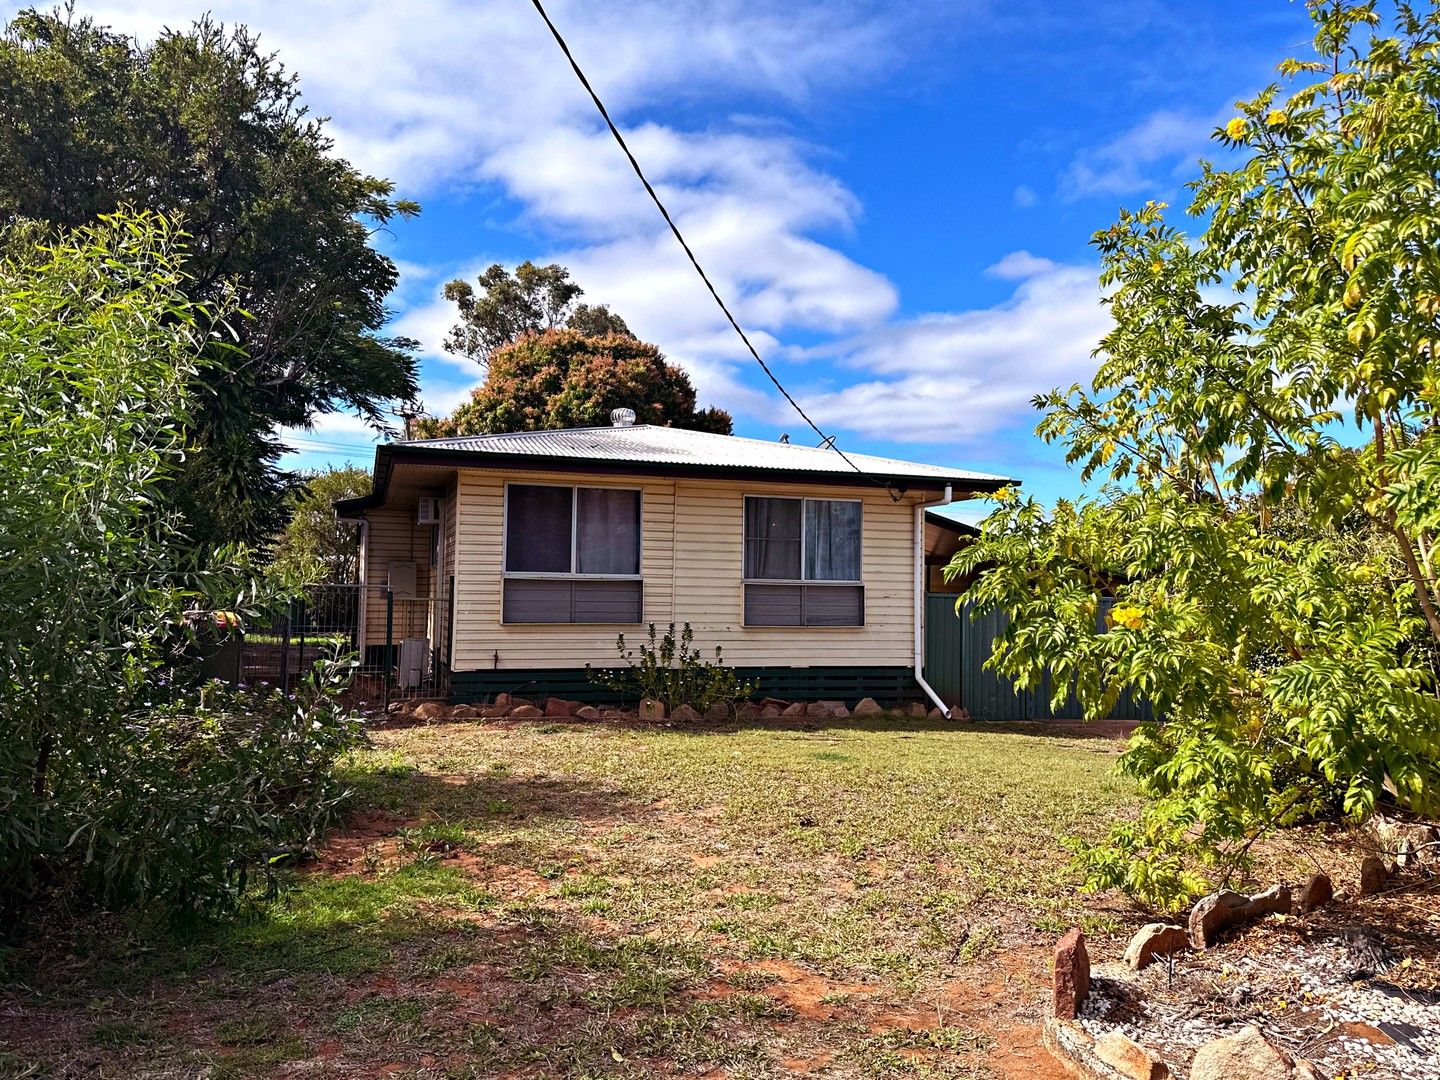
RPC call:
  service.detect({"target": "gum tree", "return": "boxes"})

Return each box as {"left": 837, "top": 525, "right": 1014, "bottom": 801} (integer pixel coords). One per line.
{"left": 953, "top": 0, "right": 1440, "bottom": 908}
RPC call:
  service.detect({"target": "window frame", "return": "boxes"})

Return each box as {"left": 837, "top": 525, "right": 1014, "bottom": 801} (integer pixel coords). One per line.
{"left": 741, "top": 495, "right": 863, "bottom": 586}
{"left": 501, "top": 481, "right": 644, "bottom": 581}
{"left": 741, "top": 494, "right": 864, "bottom": 629}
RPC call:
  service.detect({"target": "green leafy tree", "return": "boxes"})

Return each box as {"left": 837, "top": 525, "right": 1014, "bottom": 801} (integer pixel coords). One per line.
{"left": 417, "top": 327, "right": 733, "bottom": 437}
{"left": 953, "top": 0, "right": 1440, "bottom": 909}
{"left": 443, "top": 261, "right": 631, "bottom": 364}
{"left": 0, "top": 8, "right": 420, "bottom": 547}
{"left": 268, "top": 467, "right": 372, "bottom": 587}
{"left": 0, "top": 212, "right": 360, "bottom": 924}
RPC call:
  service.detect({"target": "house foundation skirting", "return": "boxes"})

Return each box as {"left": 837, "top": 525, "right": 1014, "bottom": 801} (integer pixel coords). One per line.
{"left": 448, "top": 665, "right": 921, "bottom": 706}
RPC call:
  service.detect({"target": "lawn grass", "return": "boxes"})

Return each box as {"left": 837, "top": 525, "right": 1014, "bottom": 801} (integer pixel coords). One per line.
{"left": 0, "top": 716, "right": 1142, "bottom": 1079}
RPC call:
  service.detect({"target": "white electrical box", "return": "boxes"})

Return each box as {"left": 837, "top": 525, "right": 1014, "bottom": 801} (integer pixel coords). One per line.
{"left": 397, "top": 637, "right": 429, "bottom": 689}
{"left": 387, "top": 560, "right": 417, "bottom": 598}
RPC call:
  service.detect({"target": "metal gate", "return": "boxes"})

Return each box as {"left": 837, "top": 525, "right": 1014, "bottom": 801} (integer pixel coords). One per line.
{"left": 237, "top": 582, "right": 452, "bottom": 708}
{"left": 923, "top": 594, "right": 1152, "bottom": 722}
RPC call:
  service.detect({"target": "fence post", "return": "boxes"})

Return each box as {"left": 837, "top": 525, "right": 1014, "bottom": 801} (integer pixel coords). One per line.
{"left": 279, "top": 599, "right": 292, "bottom": 695}
{"left": 382, "top": 588, "right": 394, "bottom": 713}
{"left": 447, "top": 575, "right": 456, "bottom": 671}
{"left": 296, "top": 596, "right": 307, "bottom": 688}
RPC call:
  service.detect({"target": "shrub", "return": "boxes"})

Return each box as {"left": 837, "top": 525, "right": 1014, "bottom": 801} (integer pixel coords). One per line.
{"left": 71, "top": 657, "right": 364, "bottom": 913}
{"left": 588, "top": 623, "right": 753, "bottom": 715}
{"left": 0, "top": 212, "right": 362, "bottom": 925}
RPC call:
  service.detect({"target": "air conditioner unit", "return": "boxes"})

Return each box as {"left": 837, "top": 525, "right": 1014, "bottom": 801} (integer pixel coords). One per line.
{"left": 416, "top": 497, "right": 439, "bottom": 524}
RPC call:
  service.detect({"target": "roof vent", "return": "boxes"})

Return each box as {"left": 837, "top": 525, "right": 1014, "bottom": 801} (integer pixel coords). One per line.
{"left": 610, "top": 408, "right": 636, "bottom": 427}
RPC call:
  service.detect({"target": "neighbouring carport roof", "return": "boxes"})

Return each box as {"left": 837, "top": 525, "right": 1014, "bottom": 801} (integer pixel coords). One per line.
{"left": 336, "top": 424, "right": 1016, "bottom": 516}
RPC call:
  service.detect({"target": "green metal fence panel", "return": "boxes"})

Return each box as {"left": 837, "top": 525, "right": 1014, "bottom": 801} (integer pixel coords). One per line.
{"left": 959, "top": 600, "right": 1039, "bottom": 720}
{"left": 922, "top": 593, "right": 1154, "bottom": 722}
{"left": 922, "top": 593, "right": 965, "bottom": 706}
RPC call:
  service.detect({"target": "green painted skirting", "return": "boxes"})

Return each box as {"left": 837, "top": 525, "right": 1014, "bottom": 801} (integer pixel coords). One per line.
{"left": 449, "top": 665, "right": 920, "bottom": 706}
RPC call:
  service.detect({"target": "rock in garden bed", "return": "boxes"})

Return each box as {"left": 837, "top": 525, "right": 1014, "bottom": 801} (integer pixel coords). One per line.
{"left": 1059, "top": 880, "right": 1440, "bottom": 1080}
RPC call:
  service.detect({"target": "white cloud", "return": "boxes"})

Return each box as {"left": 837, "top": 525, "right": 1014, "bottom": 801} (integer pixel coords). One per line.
{"left": 76, "top": 0, "right": 914, "bottom": 428}
{"left": 78, "top": 0, "right": 1098, "bottom": 453}
{"left": 87, "top": 0, "right": 901, "bottom": 192}
{"left": 798, "top": 255, "right": 1109, "bottom": 443}
{"left": 1012, "top": 184, "right": 1038, "bottom": 208}
{"left": 1062, "top": 108, "right": 1222, "bottom": 201}
{"left": 985, "top": 250, "right": 1058, "bottom": 280}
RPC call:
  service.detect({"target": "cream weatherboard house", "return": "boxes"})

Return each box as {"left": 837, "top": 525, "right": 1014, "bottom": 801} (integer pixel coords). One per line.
{"left": 336, "top": 415, "right": 1010, "bottom": 710}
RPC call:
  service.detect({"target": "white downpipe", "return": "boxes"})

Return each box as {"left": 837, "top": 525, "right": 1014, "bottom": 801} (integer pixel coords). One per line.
{"left": 355, "top": 518, "right": 369, "bottom": 657}
{"left": 914, "top": 485, "right": 953, "bottom": 716}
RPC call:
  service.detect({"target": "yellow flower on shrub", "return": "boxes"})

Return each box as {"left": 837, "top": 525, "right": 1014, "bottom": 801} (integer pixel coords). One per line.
{"left": 1110, "top": 604, "right": 1145, "bottom": 630}
{"left": 1225, "top": 117, "right": 1247, "bottom": 139}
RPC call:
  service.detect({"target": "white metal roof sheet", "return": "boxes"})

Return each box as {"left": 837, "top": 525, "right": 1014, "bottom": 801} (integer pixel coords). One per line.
{"left": 399, "top": 425, "right": 1009, "bottom": 486}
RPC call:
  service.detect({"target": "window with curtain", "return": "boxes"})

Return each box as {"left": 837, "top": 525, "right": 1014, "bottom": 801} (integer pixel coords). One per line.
{"left": 743, "top": 496, "right": 863, "bottom": 626}
{"left": 503, "top": 484, "right": 642, "bottom": 623}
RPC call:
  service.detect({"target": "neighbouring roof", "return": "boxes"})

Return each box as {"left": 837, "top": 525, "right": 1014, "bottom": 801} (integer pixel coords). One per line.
{"left": 338, "top": 424, "right": 1015, "bottom": 516}
{"left": 924, "top": 509, "right": 981, "bottom": 537}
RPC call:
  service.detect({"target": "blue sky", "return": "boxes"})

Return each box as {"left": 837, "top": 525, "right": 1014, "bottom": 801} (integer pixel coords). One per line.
{"left": 72, "top": 0, "right": 1321, "bottom": 516}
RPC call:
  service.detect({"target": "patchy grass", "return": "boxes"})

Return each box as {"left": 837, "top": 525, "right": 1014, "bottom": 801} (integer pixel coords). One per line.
{"left": 0, "top": 716, "right": 1153, "bottom": 1078}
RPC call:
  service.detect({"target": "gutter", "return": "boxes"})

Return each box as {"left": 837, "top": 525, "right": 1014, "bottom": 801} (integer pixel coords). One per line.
{"left": 914, "top": 484, "right": 953, "bottom": 717}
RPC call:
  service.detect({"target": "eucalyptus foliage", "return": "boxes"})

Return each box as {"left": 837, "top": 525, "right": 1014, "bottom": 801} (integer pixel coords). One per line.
{"left": 0, "top": 214, "right": 361, "bottom": 924}
{"left": 952, "top": 1, "right": 1440, "bottom": 909}
{"left": 267, "top": 467, "right": 372, "bottom": 588}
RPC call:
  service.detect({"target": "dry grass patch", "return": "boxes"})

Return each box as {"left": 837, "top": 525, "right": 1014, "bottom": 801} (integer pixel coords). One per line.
{"left": 1, "top": 716, "right": 1158, "bottom": 1078}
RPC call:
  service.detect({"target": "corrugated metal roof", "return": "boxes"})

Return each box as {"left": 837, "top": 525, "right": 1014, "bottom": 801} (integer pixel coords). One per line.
{"left": 399, "top": 425, "right": 1010, "bottom": 486}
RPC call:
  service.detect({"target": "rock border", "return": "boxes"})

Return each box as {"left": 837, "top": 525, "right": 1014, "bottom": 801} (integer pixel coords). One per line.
{"left": 386, "top": 694, "right": 958, "bottom": 724}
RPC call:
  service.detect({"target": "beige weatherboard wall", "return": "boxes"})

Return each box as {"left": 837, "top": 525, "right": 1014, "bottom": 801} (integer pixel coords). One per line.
{"left": 446, "top": 466, "right": 940, "bottom": 672}
{"left": 338, "top": 424, "right": 1012, "bottom": 703}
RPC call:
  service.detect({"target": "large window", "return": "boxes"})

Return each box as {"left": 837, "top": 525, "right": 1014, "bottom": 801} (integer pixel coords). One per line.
{"left": 743, "top": 496, "right": 863, "bottom": 626}
{"left": 503, "top": 484, "right": 642, "bottom": 623}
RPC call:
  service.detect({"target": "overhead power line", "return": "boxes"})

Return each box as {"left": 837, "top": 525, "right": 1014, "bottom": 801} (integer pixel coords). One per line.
{"left": 526, "top": 0, "right": 888, "bottom": 492}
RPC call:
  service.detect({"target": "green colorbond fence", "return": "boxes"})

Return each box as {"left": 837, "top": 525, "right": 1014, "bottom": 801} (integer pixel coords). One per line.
{"left": 923, "top": 594, "right": 1153, "bottom": 722}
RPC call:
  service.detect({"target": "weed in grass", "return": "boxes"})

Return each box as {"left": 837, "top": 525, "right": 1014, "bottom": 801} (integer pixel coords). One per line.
{"left": 398, "top": 821, "right": 472, "bottom": 854}
{"left": 724, "top": 891, "right": 780, "bottom": 911}
{"left": 856, "top": 1025, "right": 994, "bottom": 1078}
{"left": 415, "top": 941, "right": 479, "bottom": 976}
{"left": 464, "top": 1022, "right": 504, "bottom": 1054}
{"left": 954, "top": 923, "right": 1002, "bottom": 965}
{"left": 202, "top": 1034, "right": 308, "bottom": 1079}
{"left": 215, "top": 1010, "right": 284, "bottom": 1047}
{"left": 349, "top": 750, "right": 416, "bottom": 779}
{"left": 84, "top": 1020, "right": 163, "bottom": 1048}
{"left": 741, "top": 930, "right": 796, "bottom": 959}
{"left": 725, "top": 968, "right": 780, "bottom": 991}
{"left": 330, "top": 996, "right": 429, "bottom": 1039}
{"left": 557, "top": 874, "right": 614, "bottom": 899}
{"left": 628, "top": 999, "right": 770, "bottom": 1070}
